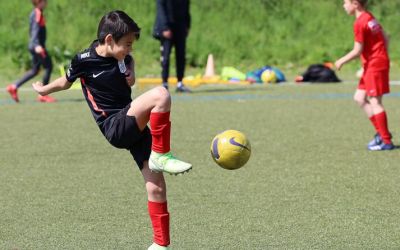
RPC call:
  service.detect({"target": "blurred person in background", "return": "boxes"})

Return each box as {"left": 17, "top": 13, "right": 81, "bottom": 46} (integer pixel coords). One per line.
{"left": 7, "top": 0, "right": 56, "bottom": 103}
{"left": 153, "top": 0, "right": 191, "bottom": 93}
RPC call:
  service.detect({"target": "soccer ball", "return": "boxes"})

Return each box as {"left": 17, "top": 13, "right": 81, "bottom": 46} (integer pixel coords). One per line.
{"left": 261, "top": 69, "right": 277, "bottom": 83}
{"left": 210, "top": 130, "right": 251, "bottom": 170}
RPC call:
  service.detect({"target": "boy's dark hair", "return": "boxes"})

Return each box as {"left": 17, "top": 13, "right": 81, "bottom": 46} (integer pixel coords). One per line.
{"left": 97, "top": 10, "right": 141, "bottom": 44}
{"left": 31, "top": 0, "right": 43, "bottom": 6}
{"left": 352, "top": 0, "right": 368, "bottom": 7}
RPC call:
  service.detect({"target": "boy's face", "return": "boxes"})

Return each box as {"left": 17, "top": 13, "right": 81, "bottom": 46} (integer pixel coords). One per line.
{"left": 343, "top": 0, "right": 357, "bottom": 15}
{"left": 110, "top": 33, "right": 135, "bottom": 61}
{"left": 38, "top": 0, "right": 48, "bottom": 9}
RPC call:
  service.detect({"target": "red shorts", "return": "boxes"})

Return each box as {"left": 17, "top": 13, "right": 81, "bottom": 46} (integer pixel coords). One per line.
{"left": 358, "top": 69, "right": 389, "bottom": 97}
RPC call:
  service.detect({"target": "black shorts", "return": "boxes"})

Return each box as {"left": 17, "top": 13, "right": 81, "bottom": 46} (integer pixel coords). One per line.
{"left": 102, "top": 104, "right": 152, "bottom": 169}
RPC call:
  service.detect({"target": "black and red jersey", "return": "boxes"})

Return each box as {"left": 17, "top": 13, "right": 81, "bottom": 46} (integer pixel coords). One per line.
{"left": 66, "top": 41, "right": 133, "bottom": 131}
{"left": 29, "top": 8, "right": 47, "bottom": 50}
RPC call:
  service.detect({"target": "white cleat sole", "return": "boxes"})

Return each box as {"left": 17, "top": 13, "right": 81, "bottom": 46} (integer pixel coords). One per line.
{"left": 149, "top": 159, "right": 192, "bottom": 175}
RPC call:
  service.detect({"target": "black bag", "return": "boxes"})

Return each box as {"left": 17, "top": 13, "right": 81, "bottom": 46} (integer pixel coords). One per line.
{"left": 302, "top": 64, "right": 341, "bottom": 83}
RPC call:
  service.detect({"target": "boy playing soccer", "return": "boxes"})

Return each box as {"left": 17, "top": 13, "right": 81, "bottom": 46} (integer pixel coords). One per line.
{"left": 7, "top": 0, "right": 56, "bottom": 103}
{"left": 335, "top": 0, "right": 394, "bottom": 150}
{"left": 33, "top": 10, "right": 192, "bottom": 249}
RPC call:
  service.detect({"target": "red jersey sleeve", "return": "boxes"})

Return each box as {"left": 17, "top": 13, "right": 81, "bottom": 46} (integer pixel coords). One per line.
{"left": 34, "top": 8, "right": 46, "bottom": 26}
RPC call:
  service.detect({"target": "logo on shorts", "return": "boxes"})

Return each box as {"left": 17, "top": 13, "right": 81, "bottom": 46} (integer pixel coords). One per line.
{"left": 93, "top": 71, "right": 105, "bottom": 78}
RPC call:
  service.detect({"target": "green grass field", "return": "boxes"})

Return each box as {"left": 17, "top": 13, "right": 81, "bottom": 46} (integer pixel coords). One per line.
{"left": 1, "top": 83, "right": 400, "bottom": 249}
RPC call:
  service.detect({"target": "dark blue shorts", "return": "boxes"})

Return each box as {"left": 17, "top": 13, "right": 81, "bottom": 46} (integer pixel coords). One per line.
{"left": 102, "top": 104, "right": 151, "bottom": 169}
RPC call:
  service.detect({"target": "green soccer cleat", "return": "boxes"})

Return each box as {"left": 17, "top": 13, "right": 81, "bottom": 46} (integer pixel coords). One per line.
{"left": 149, "top": 151, "right": 192, "bottom": 175}
{"left": 148, "top": 243, "right": 169, "bottom": 250}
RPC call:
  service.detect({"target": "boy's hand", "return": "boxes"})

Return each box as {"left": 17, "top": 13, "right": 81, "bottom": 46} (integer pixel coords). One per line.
{"left": 125, "top": 58, "right": 135, "bottom": 86}
{"left": 34, "top": 46, "right": 46, "bottom": 58}
{"left": 32, "top": 81, "right": 46, "bottom": 95}
{"left": 335, "top": 59, "right": 344, "bottom": 71}
{"left": 162, "top": 29, "right": 173, "bottom": 39}
{"left": 125, "top": 71, "right": 135, "bottom": 87}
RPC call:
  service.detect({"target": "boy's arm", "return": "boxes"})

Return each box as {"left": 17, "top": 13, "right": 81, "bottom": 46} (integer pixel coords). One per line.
{"left": 383, "top": 31, "right": 390, "bottom": 51}
{"left": 30, "top": 11, "right": 46, "bottom": 57}
{"left": 156, "top": 0, "right": 169, "bottom": 31}
{"left": 30, "top": 12, "right": 40, "bottom": 49}
{"left": 157, "top": 0, "right": 173, "bottom": 39}
{"left": 335, "top": 42, "right": 363, "bottom": 70}
{"left": 32, "top": 76, "right": 73, "bottom": 96}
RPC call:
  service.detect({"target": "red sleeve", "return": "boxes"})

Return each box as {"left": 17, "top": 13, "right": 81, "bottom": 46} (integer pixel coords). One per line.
{"left": 354, "top": 20, "right": 364, "bottom": 43}
{"left": 34, "top": 8, "right": 46, "bottom": 26}
{"left": 35, "top": 8, "right": 42, "bottom": 23}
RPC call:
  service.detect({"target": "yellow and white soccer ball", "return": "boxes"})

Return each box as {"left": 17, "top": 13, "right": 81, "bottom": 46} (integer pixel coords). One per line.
{"left": 261, "top": 69, "right": 277, "bottom": 83}
{"left": 210, "top": 130, "right": 251, "bottom": 170}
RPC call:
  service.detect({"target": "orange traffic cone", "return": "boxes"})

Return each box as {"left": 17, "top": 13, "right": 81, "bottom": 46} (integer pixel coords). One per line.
{"left": 203, "top": 54, "right": 215, "bottom": 78}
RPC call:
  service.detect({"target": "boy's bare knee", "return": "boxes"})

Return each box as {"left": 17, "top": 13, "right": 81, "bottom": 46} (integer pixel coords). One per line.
{"left": 155, "top": 86, "right": 170, "bottom": 97}
{"left": 153, "top": 86, "right": 171, "bottom": 104}
{"left": 353, "top": 96, "right": 365, "bottom": 106}
{"left": 147, "top": 183, "right": 166, "bottom": 200}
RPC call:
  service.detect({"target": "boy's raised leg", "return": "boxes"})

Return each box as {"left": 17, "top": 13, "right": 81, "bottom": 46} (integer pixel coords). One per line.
{"left": 128, "top": 87, "right": 192, "bottom": 174}
{"left": 148, "top": 111, "right": 191, "bottom": 174}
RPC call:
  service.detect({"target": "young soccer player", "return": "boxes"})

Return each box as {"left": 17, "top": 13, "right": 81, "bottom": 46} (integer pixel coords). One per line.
{"left": 335, "top": 0, "right": 394, "bottom": 150}
{"left": 7, "top": 0, "right": 56, "bottom": 103}
{"left": 32, "top": 10, "right": 192, "bottom": 249}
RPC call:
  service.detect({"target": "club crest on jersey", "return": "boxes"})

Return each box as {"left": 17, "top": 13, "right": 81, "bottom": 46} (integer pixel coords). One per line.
{"left": 368, "top": 19, "right": 381, "bottom": 33}
{"left": 118, "top": 60, "right": 127, "bottom": 73}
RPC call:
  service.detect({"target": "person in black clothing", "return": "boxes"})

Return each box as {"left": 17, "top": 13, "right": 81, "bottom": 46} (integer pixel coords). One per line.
{"left": 7, "top": 0, "right": 56, "bottom": 103}
{"left": 153, "top": 0, "right": 191, "bottom": 93}
{"left": 33, "top": 10, "right": 192, "bottom": 250}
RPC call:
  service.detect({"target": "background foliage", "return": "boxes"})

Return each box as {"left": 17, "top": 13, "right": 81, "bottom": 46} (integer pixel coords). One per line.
{"left": 0, "top": 0, "right": 400, "bottom": 76}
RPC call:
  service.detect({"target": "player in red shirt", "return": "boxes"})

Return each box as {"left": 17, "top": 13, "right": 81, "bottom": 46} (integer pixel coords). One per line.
{"left": 335, "top": 0, "right": 394, "bottom": 150}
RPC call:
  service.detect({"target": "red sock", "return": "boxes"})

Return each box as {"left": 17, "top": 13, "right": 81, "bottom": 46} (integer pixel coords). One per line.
{"left": 150, "top": 112, "right": 171, "bottom": 153}
{"left": 369, "top": 115, "right": 379, "bottom": 133}
{"left": 375, "top": 111, "right": 392, "bottom": 144}
{"left": 148, "top": 201, "right": 170, "bottom": 246}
